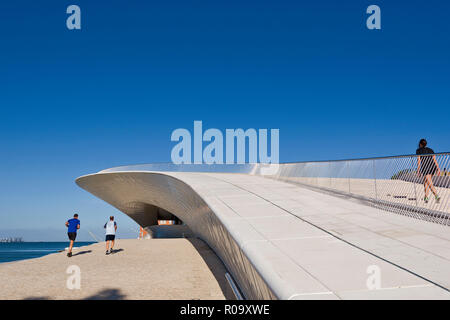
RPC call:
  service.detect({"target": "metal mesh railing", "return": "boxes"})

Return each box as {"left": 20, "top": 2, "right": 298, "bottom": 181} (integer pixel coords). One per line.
{"left": 263, "top": 153, "right": 450, "bottom": 226}
{"left": 101, "top": 154, "right": 450, "bottom": 226}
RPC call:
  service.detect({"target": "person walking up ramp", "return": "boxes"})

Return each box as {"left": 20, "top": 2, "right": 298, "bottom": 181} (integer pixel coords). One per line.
{"left": 104, "top": 216, "right": 117, "bottom": 255}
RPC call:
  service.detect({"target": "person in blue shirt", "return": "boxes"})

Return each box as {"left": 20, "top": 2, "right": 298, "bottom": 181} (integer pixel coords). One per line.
{"left": 65, "top": 213, "right": 80, "bottom": 257}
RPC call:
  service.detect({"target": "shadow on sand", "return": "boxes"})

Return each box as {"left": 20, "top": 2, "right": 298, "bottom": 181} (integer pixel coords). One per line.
{"left": 187, "top": 238, "right": 236, "bottom": 300}
{"left": 71, "top": 250, "right": 92, "bottom": 257}
{"left": 24, "top": 288, "right": 127, "bottom": 300}
{"left": 85, "top": 288, "right": 126, "bottom": 300}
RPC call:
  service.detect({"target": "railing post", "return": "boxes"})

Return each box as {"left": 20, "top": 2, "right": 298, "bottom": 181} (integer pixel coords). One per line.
{"left": 412, "top": 156, "right": 419, "bottom": 207}
{"left": 373, "top": 159, "right": 378, "bottom": 201}
{"left": 347, "top": 161, "right": 351, "bottom": 194}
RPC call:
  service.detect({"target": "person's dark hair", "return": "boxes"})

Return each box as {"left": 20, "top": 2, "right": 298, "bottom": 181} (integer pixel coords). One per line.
{"left": 419, "top": 139, "right": 427, "bottom": 148}
{"left": 110, "top": 216, "right": 114, "bottom": 220}
{"left": 74, "top": 213, "right": 78, "bottom": 218}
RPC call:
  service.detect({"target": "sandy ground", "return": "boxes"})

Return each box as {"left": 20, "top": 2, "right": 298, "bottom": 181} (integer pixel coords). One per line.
{"left": 0, "top": 238, "right": 235, "bottom": 300}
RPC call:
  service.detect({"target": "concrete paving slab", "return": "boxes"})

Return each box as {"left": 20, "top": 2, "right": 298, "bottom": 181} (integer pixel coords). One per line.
{"left": 338, "top": 285, "right": 449, "bottom": 300}
{"left": 245, "top": 215, "right": 328, "bottom": 240}
{"left": 272, "top": 237, "right": 430, "bottom": 293}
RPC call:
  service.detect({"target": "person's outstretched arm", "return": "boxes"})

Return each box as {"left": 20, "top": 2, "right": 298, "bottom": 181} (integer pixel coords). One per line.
{"left": 65, "top": 221, "right": 69, "bottom": 227}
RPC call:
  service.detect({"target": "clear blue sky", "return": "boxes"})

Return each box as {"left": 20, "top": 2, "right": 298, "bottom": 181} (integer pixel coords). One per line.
{"left": 0, "top": 1, "right": 449, "bottom": 240}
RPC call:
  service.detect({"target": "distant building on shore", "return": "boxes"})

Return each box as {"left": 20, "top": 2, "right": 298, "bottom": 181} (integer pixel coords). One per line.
{"left": 0, "top": 237, "right": 24, "bottom": 243}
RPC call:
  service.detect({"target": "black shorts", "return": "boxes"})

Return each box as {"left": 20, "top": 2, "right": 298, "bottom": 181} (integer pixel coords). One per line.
{"left": 106, "top": 234, "right": 115, "bottom": 241}
{"left": 420, "top": 165, "right": 437, "bottom": 176}
{"left": 68, "top": 232, "right": 77, "bottom": 241}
